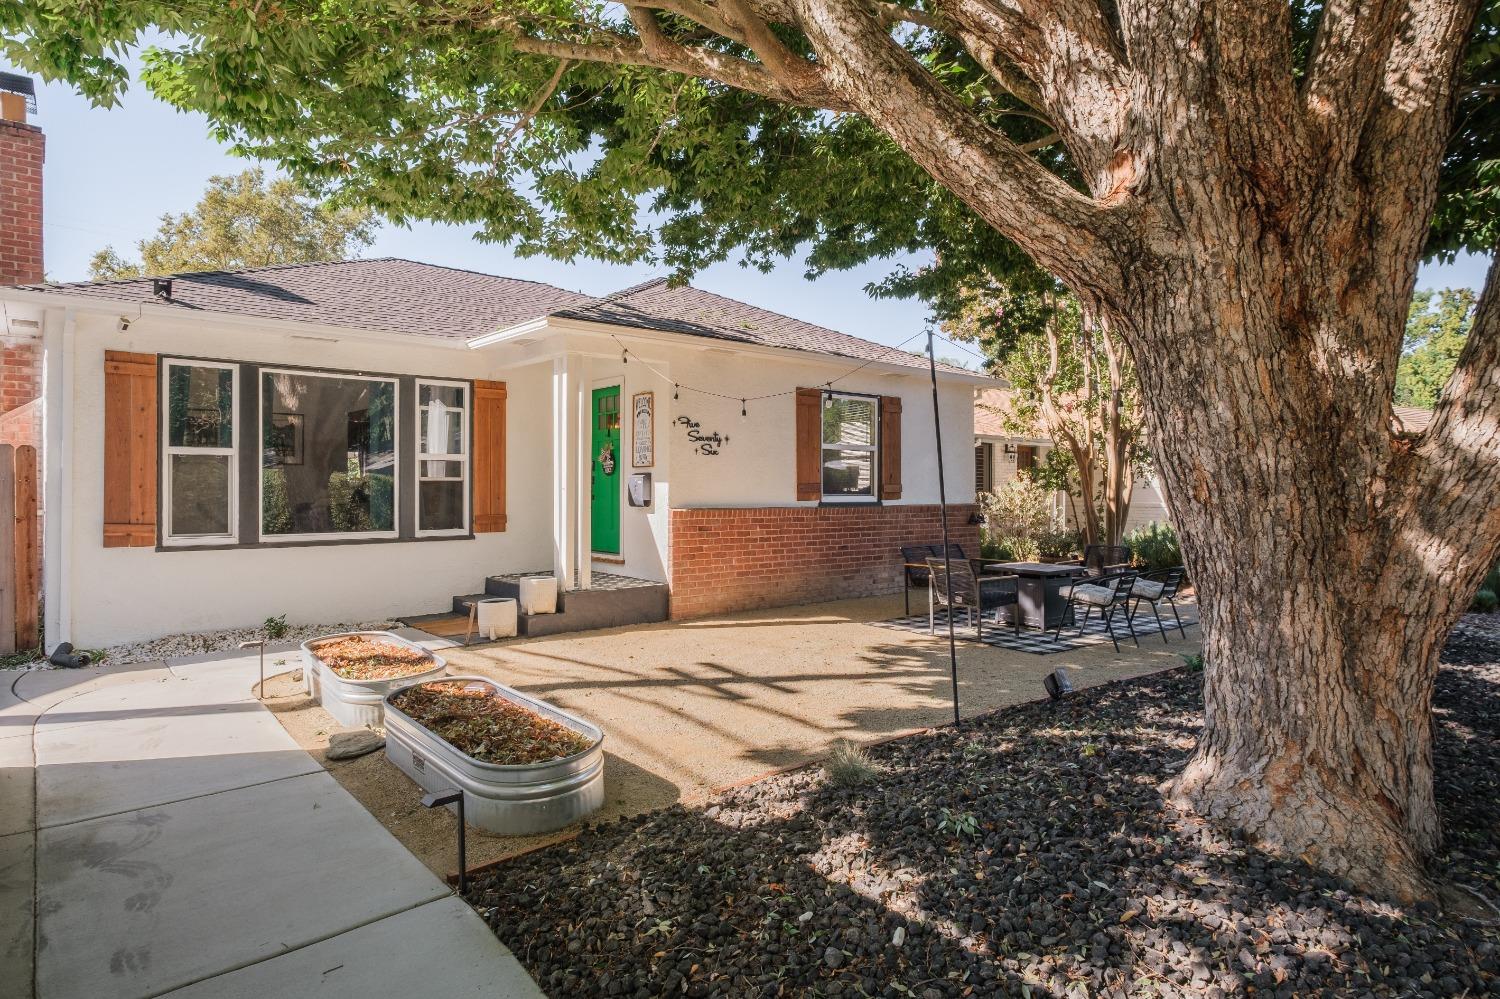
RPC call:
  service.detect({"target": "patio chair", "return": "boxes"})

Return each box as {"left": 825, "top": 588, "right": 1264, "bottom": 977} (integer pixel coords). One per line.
{"left": 1052, "top": 569, "right": 1140, "bottom": 652}
{"left": 900, "top": 543, "right": 972, "bottom": 615}
{"left": 926, "top": 557, "right": 1020, "bottom": 639}
{"left": 1079, "top": 544, "right": 1132, "bottom": 576}
{"left": 1129, "top": 566, "right": 1188, "bottom": 642}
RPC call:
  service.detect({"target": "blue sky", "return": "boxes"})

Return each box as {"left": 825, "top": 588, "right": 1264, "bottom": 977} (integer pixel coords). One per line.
{"left": 15, "top": 63, "right": 1493, "bottom": 352}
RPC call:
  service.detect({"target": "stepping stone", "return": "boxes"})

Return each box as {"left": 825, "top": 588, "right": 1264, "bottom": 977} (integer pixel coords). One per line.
{"left": 327, "top": 730, "right": 385, "bottom": 760}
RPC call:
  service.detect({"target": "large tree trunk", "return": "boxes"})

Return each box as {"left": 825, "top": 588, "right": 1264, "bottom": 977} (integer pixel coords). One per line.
{"left": 1112, "top": 244, "right": 1500, "bottom": 900}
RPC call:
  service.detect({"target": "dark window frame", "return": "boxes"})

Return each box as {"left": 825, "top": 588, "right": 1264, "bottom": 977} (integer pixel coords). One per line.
{"left": 154, "top": 354, "right": 475, "bottom": 552}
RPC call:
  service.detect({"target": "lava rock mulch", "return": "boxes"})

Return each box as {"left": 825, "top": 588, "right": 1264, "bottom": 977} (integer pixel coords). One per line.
{"left": 467, "top": 632, "right": 1500, "bottom": 998}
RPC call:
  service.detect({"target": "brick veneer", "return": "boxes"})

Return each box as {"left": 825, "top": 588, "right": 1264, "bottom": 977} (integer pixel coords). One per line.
{"left": 668, "top": 504, "right": 981, "bottom": 620}
{"left": 0, "top": 115, "right": 44, "bottom": 442}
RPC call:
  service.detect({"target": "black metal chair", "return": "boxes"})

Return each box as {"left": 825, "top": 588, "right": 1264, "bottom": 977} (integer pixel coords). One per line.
{"left": 927, "top": 557, "right": 1020, "bottom": 639}
{"left": 1052, "top": 569, "right": 1140, "bottom": 652}
{"left": 901, "top": 543, "right": 972, "bottom": 615}
{"left": 1079, "top": 544, "right": 1132, "bottom": 576}
{"left": 1129, "top": 566, "right": 1188, "bottom": 641}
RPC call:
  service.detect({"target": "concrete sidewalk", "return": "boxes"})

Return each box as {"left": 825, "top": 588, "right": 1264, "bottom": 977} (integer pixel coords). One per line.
{"left": 1, "top": 637, "right": 543, "bottom": 999}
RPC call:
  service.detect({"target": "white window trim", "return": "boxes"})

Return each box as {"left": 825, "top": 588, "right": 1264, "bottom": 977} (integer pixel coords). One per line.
{"left": 822, "top": 390, "right": 879, "bottom": 502}
{"left": 162, "top": 358, "right": 240, "bottom": 547}
{"left": 415, "top": 378, "right": 470, "bottom": 537}
{"left": 257, "top": 366, "right": 401, "bottom": 543}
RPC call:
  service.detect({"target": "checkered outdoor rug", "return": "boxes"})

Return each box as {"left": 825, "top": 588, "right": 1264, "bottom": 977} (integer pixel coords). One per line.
{"left": 874, "top": 601, "right": 1200, "bottom": 655}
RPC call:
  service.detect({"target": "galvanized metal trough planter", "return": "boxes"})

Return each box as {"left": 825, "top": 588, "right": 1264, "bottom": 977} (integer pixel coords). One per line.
{"left": 383, "top": 675, "right": 605, "bottom": 836}
{"left": 301, "top": 631, "right": 447, "bottom": 729}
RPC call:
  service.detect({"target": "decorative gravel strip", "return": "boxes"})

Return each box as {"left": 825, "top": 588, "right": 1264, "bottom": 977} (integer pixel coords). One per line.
{"left": 101, "top": 620, "right": 399, "bottom": 665}
{"left": 390, "top": 680, "right": 594, "bottom": 765}
{"left": 309, "top": 635, "right": 434, "bottom": 681}
{"left": 468, "top": 633, "right": 1500, "bottom": 998}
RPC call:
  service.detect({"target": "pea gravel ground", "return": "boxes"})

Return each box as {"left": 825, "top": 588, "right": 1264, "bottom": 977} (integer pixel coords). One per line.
{"left": 467, "top": 624, "right": 1500, "bottom": 998}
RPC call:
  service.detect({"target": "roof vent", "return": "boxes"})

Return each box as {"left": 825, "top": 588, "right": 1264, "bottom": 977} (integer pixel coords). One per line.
{"left": 152, "top": 278, "right": 173, "bottom": 301}
{"left": 0, "top": 73, "right": 36, "bottom": 122}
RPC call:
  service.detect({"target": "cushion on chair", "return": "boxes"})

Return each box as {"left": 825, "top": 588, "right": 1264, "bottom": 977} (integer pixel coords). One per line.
{"left": 1131, "top": 579, "right": 1165, "bottom": 600}
{"left": 1072, "top": 583, "right": 1118, "bottom": 607}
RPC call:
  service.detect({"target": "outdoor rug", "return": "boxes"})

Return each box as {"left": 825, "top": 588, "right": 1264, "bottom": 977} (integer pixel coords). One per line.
{"left": 874, "top": 601, "right": 1200, "bottom": 655}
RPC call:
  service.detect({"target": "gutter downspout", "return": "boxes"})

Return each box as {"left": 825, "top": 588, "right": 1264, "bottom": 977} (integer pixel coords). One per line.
{"left": 41, "top": 306, "right": 73, "bottom": 648}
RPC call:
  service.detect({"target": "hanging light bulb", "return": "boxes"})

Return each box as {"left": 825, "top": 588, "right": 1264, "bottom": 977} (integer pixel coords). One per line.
{"left": 673, "top": 384, "right": 679, "bottom": 400}
{"left": 622, "top": 349, "right": 628, "bottom": 364}
{"left": 741, "top": 398, "right": 747, "bottom": 418}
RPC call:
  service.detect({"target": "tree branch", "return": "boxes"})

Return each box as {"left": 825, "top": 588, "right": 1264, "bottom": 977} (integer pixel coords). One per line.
{"left": 790, "top": 0, "right": 1128, "bottom": 294}
{"left": 1406, "top": 257, "right": 1500, "bottom": 602}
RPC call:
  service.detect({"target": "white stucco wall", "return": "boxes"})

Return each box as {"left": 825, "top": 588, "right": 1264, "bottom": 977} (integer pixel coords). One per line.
{"left": 57, "top": 311, "right": 554, "bottom": 646}
{"left": 44, "top": 305, "right": 985, "bottom": 646}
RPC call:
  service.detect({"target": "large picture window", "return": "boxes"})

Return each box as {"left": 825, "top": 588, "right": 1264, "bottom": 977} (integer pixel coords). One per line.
{"left": 163, "top": 360, "right": 238, "bottom": 543}
{"left": 821, "top": 392, "right": 878, "bottom": 500}
{"left": 261, "top": 369, "right": 398, "bottom": 539}
{"left": 417, "top": 380, "right": 469, "bottom": 535}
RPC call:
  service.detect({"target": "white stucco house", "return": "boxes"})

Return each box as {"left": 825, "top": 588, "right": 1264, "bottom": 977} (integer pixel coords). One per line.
{"left": 1, "top": 259, "right": 993, "bottom": 647}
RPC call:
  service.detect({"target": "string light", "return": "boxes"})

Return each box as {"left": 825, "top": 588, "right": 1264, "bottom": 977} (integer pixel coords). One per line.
{"left": 608, "top": 330, "right": 930, "bottom": 414}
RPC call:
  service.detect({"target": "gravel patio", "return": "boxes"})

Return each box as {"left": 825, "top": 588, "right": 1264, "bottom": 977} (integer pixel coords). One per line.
{"left": 265, "top": 594, "right": 1200, "bottom": 873}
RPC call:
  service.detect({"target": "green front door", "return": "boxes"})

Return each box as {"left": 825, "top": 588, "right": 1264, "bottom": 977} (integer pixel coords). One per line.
{"left": 590, "top": 386, "right": 622, "bottom": 554}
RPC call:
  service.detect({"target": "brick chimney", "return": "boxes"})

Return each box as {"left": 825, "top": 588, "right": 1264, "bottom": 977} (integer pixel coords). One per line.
{"left": 0, "top": 72, "right": 43, "bottom": 439}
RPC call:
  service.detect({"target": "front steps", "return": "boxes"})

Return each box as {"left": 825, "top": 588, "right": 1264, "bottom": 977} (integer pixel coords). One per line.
{"left": 444, "top": 570, "right": 670, "bottom": 639}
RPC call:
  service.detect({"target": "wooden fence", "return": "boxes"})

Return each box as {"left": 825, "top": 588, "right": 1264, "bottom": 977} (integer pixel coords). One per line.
{"left": 0, "top": 443, "right": 39, "bottom": 655}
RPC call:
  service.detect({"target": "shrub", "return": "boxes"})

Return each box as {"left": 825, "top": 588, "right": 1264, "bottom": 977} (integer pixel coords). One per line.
{"left": 263, "top": 614, "right": 289, "bottom": 640}
{"left": 1036, "top": 528, "right": 1082, "bottom": 559}
{"left": 1125, "top": 521, "right": 1182, "bottom": 571}
{"left": 978, "top": 475, "right": 1053, "bottom": 542}
{"left": 824, "top": 740, "right": 881, "bottom": 787}
{"left": 1483, "top": 562, "right": 1500, "bottom": 595}
{"left": 1472, "top": 589, "right": 1499, "bottom": 614}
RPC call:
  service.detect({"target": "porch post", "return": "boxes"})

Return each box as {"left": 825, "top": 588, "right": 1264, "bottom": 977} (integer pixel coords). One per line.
{"left": 41, "top": 307, "right": 72, "bottom": 649}
{"left": 551, "top": 355, "right": 577, "bottom": 590}
{"left": 575, "top": 356, "right": 592, "bottom": 591}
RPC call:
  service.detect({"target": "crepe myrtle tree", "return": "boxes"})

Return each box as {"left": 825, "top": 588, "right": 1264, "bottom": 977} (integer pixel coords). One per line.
{"left": 6, "top": 0, "right": 1498, "bottom": 901}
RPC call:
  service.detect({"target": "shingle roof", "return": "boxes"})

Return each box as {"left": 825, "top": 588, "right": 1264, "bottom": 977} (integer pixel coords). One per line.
{"left": 1393, "top": 405, "right": 1434, "bottom": 433}
{"left": 12, "top": 258, "right": 986, "bottom": 376}
{"left": 13, "top": 258, "right": 596, "bottom": 339}
{"left": 549, "top": 278, "right": 973, "bottom": 376}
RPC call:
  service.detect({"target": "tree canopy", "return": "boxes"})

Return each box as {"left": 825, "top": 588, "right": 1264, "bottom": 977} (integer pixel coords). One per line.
{"left": 87, "top": 168, "right": 376, "bottom": 280}
{"left": 3, "top": 0, "right": 1493, "bottom": 313}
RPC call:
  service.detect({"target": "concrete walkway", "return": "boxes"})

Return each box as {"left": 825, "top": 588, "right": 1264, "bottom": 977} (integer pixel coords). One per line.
{"left": 1, "top": 636, "right": 543, "bottom": 999}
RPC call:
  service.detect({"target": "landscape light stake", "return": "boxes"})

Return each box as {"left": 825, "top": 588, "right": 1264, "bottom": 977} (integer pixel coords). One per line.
{"left": 926, "top": 329, "right": 961, "bottom": 727}
{"left": 238, "top": 639, "right": 266, "bottom": 699}
{"left": 422, "top": 789, "right": 468, "bottom": 893}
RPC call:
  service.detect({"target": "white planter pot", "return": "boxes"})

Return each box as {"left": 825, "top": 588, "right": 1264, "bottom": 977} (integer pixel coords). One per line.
{"left": 476, "top": 598, "right": 517, "bottom": 639}
{"left": 518, "top": 576, "right": 558, "bottom": 615}
{"left": 302, "top": 631, "right": 447, "bottom": 729}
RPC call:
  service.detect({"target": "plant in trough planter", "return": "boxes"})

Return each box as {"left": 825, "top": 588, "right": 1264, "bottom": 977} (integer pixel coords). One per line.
{"left": 390, "top": 681, "right": 593, "bottom": 765}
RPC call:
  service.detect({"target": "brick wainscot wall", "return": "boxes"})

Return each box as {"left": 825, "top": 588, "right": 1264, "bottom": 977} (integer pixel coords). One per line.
{"left": 668, "top": 504, "right": 981, "bottom": 620}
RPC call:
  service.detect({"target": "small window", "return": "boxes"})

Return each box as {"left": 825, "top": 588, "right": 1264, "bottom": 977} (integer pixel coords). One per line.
{"left": 261, "top": 369, "right": 397, "bottom": 540}
{"left": 417, "top": 380, "right": 469, "bottom": 535}
{"left": 821, "top": 392, "right": 877, "bottom": 500}
{"left": 163, "top": 360, "right": 238, "bottom": 543}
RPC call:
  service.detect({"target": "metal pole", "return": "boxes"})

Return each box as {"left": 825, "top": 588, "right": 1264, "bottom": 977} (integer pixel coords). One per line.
{"left": 238, "top": 640, "right": 266, "bottom": 699}
{"left": 456, "top": 794, "right": 468, "bottom": 895}
{"left": 926, "top": 329, "right": 961, "bottom": 726}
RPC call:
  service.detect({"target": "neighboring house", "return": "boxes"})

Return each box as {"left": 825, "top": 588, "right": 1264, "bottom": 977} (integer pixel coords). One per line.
{"left": 2, "top": 259, "right": 992, "bottom": 646}
{"left": 0, "top": 74, "right": 43, "bottom": 451}
{"left": 972, "top": 387, "right": 1171, "bottom": 535}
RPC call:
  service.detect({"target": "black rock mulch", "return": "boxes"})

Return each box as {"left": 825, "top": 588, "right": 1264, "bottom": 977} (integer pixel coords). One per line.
{"left": 468, "top": 626, "right": 1500, "bottom": 998}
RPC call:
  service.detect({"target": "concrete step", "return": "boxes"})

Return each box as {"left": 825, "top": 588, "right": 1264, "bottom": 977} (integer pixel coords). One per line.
{"left": 450, "top": 592, "right": 493, "bottom": 616}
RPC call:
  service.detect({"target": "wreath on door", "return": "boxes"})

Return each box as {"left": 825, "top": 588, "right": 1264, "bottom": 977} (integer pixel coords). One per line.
{"left": 598, "top": 441, "right": 616, "bottom": 475}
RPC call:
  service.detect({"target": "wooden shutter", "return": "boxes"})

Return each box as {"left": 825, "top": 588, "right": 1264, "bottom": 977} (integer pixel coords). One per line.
{"left": 880, "top": 395, "right": 902, "bottom": 500}
{"left": 103, "top": 351, "right": 157, "bottom": 547}
{"left": 795, "top": 387, "right": 822, "bottom": 501}
{"left": 472, "top": 380, "right": 507, "bottom": 533}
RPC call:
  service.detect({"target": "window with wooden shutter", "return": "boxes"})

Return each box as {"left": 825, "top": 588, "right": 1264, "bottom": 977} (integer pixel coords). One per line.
{"left": 472, "top": 380, "right": 507, "bottom": 533}
{"left": 880, "top": 395, "right": 902, "bottom": 500}
{"left": 103, "top": 351, "right": 158, "bottom": 547}
{"left": 795, "top": 387, "right": 822, "bottom": 501}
